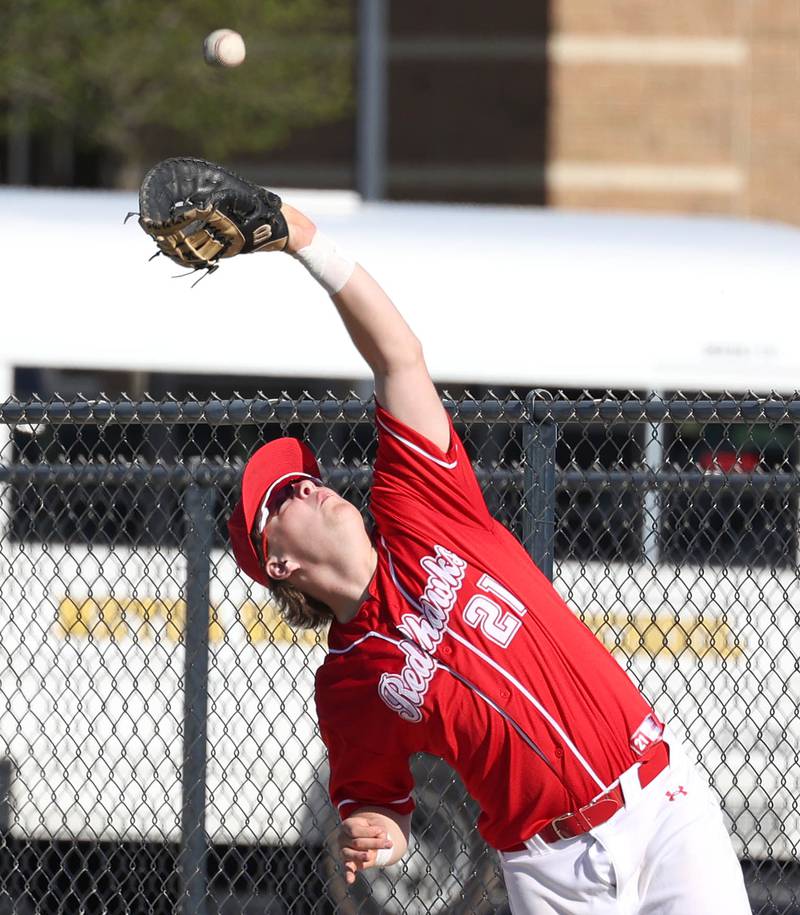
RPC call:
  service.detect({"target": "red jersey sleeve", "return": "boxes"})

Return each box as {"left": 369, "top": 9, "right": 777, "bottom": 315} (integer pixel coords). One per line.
{"left": 370, "top": 402, "right": 492, "bottom": 533}
{"left": 316, "top": 659, "right": 417, "bottom": 820}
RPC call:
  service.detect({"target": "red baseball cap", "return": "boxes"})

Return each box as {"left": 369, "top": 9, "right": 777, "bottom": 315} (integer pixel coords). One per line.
{"left": 228, "top": 438, "right": 321, "bottom": 585}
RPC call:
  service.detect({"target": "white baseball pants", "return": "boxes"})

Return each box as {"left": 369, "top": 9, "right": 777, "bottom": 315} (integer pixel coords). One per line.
{"left": 500, "top": 733, "right": 751, "bottom": 914}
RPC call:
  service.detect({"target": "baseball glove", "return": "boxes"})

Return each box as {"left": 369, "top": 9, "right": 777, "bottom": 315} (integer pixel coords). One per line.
{"left": 136, "top": 157, "right": 289, "bottom": 274}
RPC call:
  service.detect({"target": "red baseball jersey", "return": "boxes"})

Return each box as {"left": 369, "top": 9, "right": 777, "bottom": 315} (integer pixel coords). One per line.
{"left": 315, "top": 404, "right": 660, "bottom": 851}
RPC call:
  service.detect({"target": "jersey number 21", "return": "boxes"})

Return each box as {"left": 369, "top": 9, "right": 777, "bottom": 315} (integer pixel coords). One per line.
{"left": 462, "top": 574, "right": 527, "bottom": 648}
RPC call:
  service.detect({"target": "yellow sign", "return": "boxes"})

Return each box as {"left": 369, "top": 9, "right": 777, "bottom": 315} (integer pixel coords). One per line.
{"left": 54, "top": 599, "right": 741, "bottom": 659}
{"left": 55, "top": 597, "right": 323, "bottom": 648}
{"left": 581, "top": 608, "right": 744, "bottom": 662}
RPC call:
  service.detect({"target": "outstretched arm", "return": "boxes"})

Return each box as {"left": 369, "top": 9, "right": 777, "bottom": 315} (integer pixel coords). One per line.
{"left": 283, "top": 204, "right": 450, "bottom": 451}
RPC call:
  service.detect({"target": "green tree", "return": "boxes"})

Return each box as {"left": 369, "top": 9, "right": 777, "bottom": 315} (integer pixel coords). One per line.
{"left": 1, "top": 0, "right": 353, "bottom": 184}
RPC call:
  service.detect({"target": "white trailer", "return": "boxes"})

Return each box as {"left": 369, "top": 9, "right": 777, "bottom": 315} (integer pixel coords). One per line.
{"left": 2, "top": 187, "right": 800, "bottom": 911}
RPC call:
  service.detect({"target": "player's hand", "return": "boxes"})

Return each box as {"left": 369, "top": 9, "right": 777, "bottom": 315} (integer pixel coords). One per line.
{"left": 335, "top": 812, "right": 394, "bottom": 885}
{"left": 136, "top": 157, "right": 290, "bottom": 274}
{"left": 281, "top": 203, "right": 317, "bottom": 255}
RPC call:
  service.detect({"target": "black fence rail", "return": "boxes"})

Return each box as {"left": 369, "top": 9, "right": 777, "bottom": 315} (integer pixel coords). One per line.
{"left": 0, "top": 393, "right": 798, "bottom": 914}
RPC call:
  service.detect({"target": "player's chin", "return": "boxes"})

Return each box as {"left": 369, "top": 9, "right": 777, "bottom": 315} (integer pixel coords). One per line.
{"left": 326, "top": 496, "right": 360, "bottom": 521}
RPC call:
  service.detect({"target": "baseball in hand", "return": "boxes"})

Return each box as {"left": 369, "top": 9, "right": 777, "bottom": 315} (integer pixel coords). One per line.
{"left": 203, "top": 29, "right": 246, "bottom": 68}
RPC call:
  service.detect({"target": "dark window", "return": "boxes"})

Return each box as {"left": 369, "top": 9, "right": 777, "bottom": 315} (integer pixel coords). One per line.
{"left": 10, "top": 368, "right": 367, "bottom": 549}
{"left": 661, "top": 415, "right": 797, "bottom": 568}
{"left": 553, "top": 391, "right": 645, "bottom": 564}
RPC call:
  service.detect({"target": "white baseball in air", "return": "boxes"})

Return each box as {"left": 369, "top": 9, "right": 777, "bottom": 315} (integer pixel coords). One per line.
{"left": 203, "top": 29, "right": 246, "bottom": 68}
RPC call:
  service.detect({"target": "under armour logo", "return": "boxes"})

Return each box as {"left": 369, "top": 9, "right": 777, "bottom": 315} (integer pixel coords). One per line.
{"left": 665, "top": 786, "right": 687, "bottom": 802}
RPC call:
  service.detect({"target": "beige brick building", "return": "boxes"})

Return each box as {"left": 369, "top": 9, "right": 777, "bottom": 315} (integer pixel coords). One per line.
{"left": 255, "top": 1, "right": 800, "bottom": 224}
{"left": 547, "top": 0, "right": 800, "bottom": 222}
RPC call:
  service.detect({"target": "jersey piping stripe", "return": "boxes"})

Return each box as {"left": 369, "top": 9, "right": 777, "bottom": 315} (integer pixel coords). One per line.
{"left": 336, "top": 794, "right": 413, "bottom": 812}
{"left": 381, "top": 539, "right": 608, "bottom": 793}
{"left": 437, "top": 660, "right": 554, "bottom": 770}
{"left": 327, "top": 630, "right": 404, "bottom": 655}
{"left": 447, "top": 629, "right": 608, "bottom": 792}
{"left": 376, "top": 415, "right": 458, "bottom": 469}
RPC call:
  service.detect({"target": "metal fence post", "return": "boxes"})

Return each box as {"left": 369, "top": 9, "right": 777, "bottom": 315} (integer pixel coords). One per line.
{"left": 357, "top": 0, "right": 388, "bottom": 200}
{"left": 642, "top": 391, "right": 665, "bottom": 566}
{"left": 181, "top": 481, "right": 214, "bottom": 915}
{"left": 523, "top": 396, "right": 557, "bottom": 581}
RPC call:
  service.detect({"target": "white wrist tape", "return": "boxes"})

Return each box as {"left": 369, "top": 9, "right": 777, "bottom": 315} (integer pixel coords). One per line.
{"left": 374, "top": 841, "right": 394, "bottom": 867}
{"left": 292, "top": 231, "right": 355, "bottom": 295}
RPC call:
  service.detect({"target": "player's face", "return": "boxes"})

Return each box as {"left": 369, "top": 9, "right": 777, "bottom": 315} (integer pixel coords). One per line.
{"left": 264, "top": 478, "right": 367, "bottom": 571}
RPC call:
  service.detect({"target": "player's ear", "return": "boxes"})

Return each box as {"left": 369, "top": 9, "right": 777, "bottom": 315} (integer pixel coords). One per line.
{"left": 266, "top": 555, "right": 299, "bottom": 581}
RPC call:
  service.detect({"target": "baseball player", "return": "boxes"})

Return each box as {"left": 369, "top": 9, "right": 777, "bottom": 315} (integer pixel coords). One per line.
{"left": 138, "top": 160, "right": 752, "bottom": 914}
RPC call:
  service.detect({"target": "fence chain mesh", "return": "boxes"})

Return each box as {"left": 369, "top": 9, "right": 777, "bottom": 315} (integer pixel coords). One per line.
{"left": 0, "top": 392, "right": 797, "bottom": 914}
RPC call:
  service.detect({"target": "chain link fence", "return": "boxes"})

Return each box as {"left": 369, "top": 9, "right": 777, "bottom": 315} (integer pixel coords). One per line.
{"left": 0, "top": 391, "right": 798, "bottom": 914}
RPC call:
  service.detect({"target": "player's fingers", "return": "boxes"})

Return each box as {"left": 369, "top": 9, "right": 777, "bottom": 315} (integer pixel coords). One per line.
{"left": 344, "top": 862, "right": 357, "bottom": 885}
{"left": 337, "top": 830, "right": 386, "bottom": 850}
{"left": 340, "top": 847, "right": 373, "bottom": 864}
{"left": 341, "top": 835, "right": 391, "bottom": 852}
{"left": 341, "top": 823, "right": 387, "bottom": 840}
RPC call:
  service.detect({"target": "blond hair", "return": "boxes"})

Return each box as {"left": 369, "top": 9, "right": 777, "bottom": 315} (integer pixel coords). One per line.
{"left": 268, "top": 578, "right": 333, "bottom": 631}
